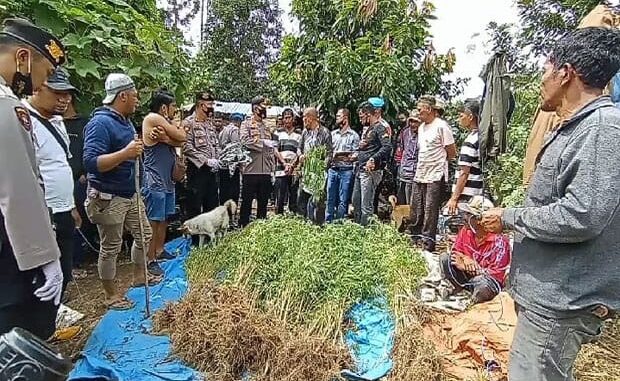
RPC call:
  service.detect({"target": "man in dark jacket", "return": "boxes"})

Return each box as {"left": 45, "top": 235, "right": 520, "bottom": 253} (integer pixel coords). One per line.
{"left": 83, "top": 74, "right": 158, "bottom": 310}
{"left": 351, "top": 102, "right": 392, "bottom": 226}
{"left": 482, "top": 28, "right": 620, "bottom": 381}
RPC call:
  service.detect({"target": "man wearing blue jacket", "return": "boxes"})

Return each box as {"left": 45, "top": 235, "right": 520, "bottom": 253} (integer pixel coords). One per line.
{"left": 482, "top": 28, "right": 620, "bottom": 381}
{"left": 83, "top": 74, "right": 158, "bottom": 310}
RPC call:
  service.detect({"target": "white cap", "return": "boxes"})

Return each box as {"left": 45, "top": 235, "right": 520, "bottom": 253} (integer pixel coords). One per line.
{"left": 457, "top": 195, "right": 494, "bottom": 216}
{"left": 102, "top": 73, "right": 135, "bottom": 105}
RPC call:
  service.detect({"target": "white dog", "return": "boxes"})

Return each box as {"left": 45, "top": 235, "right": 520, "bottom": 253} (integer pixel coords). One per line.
{"left": 180, "top": 199, "right": 237, "bottom": 247}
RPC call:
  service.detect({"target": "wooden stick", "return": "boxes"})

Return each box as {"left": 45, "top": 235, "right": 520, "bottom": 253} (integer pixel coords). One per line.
{"left": 134, "top": 152, "right": 151, "bottom": 317}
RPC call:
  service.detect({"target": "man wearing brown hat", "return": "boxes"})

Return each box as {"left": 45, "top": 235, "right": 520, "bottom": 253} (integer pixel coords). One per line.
{"left": 409, "top": 95, "right": 457, "bottom": 252}
{"left": 0, "top": 18, "right": 68, "bottom": 339}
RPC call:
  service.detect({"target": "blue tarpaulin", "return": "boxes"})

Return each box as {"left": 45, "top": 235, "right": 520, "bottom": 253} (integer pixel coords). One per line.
{"left": 69, "top": 238, "right": 201, "bottom": 381}
{"left": 68, "top": 237, "right": 395, "bottom": 381}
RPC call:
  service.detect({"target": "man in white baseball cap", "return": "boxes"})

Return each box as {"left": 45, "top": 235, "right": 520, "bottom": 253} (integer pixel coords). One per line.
{"left": 83, "top": 73, "right": 160, "bottom": 310}
{"left": 102, "top": 73, "right": 136, "bottom": 105}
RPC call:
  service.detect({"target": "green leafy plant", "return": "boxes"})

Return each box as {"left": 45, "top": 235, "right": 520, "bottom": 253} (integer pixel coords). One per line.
{"left": 301, "top": 146, "right": 328, "bottom": 203}
{"left": 187, "top": 216, "right": 427, "bottom": 340}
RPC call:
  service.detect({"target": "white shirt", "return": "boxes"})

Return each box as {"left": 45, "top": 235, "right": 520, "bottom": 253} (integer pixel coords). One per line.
{"left": 414, "top": 118, "right": 455, "bottom": 183}
{"left": 24, "top": 101, "right": 75, "bottom": 213}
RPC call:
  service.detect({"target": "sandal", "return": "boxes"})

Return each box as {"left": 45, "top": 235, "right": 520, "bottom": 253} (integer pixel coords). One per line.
{"left": 72, "top": 269, "right": 88, "bottom": 280}
{"left": 131, "top": 274, "right": 163, "bottom": 288}
{"left": 105, "top": 297, "right": 135, "bottom": 311}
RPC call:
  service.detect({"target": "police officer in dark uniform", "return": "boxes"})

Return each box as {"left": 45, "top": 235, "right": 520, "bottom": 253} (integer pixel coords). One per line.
{"left": 0, "top": 18, "right": 68, "bottom": 339}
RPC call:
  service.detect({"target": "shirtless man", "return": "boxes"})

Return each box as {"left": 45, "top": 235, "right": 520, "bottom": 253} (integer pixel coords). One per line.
{"left": 141, "top": 89, "right": 186, "bottom": 276}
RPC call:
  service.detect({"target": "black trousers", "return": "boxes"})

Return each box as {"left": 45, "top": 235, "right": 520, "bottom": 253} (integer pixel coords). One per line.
{"left": 239, "top": 174, "right": 272, "bottom": 227}
{"left": 409, "top": 179, "right": 445, "bottom": 252}
{"left": 0, "top": 228, "right": 57, "bottom": 340}
{"left": 219, "top": 168, "right": 240, "bottom": 206}
{"left": 275, "top": 175, "right": 299, "bottom": 214}
{"left": 53, "top": 211, "right": 74, "bottom": 293}
{"left": 186, "top": 161, "right": 220, "bottom": 219}
{"left": 0, "top": 296, "right": 58, "bottom": 340}
{"left": 298, "top": 189, "right": 326, "bottom": 225}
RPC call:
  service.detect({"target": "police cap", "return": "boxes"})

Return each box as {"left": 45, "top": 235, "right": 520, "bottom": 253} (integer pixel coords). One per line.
{"left": 0, "top": 18, "right": 67, "bottom": 67}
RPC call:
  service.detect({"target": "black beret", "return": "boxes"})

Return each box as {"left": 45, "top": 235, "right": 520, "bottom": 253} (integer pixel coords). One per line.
{"left": 1, "top": 18, "right": 67, "bottom": 67}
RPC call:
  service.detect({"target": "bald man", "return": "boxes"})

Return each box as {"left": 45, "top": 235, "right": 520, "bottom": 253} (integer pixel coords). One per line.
{"left": 296, "top": 107, "right": 332, "bottom": 224}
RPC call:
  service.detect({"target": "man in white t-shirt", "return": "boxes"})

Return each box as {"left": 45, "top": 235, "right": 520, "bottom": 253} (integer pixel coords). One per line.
{"left": 409, "top": 95, "right": 456, "bottom": 252}
{"left": 25, "top": 69, "right": 83, "bottom": 326}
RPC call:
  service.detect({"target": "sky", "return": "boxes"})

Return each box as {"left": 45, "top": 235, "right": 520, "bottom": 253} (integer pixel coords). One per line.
{"left": 179, "top": 0, "right": 521, "bottom": 99}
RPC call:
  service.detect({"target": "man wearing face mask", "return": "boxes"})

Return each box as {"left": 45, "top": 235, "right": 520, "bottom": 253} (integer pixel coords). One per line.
{"left": 24, "top": 68, "right": 81, "bottom": 301}
{"left": 0, "top": 18, "right": 67, "bottom": 339}
{"left": 182, "top": 92, "right": 221, "bottom": 220}
{"left": 239, "top": 96, "right": 277, "bottom": 227}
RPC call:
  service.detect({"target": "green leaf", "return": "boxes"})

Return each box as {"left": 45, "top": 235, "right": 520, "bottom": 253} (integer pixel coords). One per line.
{"left": 73, "top": 57, "right": 100, "bottom": 78}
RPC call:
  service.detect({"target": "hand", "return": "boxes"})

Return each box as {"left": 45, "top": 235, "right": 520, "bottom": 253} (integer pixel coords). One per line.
{"left": 35, "top": 259, "right": 64, "bottom": 306}
{"left": 451, "top": 252, "right": 466, "bottom": 271}
{"left": 461, "top": 256, "right": 479, "bottom": 274}
{"left": 359, "top": 139, "right": 368, "bottom": 149}
{"left": 365, "top": 158, "right": 375, "bottom": 172}
{"left": 150, "top": 126, "right": 170, "bottom": 143}
{"left": 71, "top": 208, "right": 82, "bottom": 229}
{"left": 284, "top": 163, "right": 293, "bottom": 175}
{"left": 123, "top": 138, "right": 144, "bottom": 159}
{"left": 78, "top": 174, "right": 87, "bottom": 184}
{"left": 446, "top": 198, "right": 458, "bottom": 215}
{"left": 262, "top": 139, "right": 276, "bottom": 149}
{"left": 207, "top": 158, "right": 220, "bottom": 170}
{"left": 481, "top": 208, "right": 504, "bottom": 233}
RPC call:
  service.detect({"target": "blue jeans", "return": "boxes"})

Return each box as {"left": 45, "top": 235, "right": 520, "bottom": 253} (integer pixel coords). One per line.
{"left": 326, "top": 168, "right": 354, "bottom": 222}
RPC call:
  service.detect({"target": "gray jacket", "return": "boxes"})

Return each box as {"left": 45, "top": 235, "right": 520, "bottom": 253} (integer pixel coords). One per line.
{"left": 503, "top": 96, "right": 620, "bottom": 317}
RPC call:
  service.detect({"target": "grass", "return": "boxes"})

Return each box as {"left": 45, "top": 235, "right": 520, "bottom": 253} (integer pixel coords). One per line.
{"left": 575, "top": 318, "right": 620, "bottom": 381}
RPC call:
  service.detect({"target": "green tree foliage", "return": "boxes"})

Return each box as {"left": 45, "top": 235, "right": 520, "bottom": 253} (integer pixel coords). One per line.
{"left": 3, "top": 0, "right": 190, "bottom": 113}
{"left": 164, "top": 0, "right": 200, "bottom": 30}
{"left": 517, "top": 0, "right": 609, "bottom": 57}
{"left": 190, "top": 0, "right": 283, "bottom": 102}
{"left": 270, "top": 0, "right": 456, "bottom": 117}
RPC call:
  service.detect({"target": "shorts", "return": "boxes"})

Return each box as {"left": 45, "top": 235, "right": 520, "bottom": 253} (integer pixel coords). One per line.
{"left": 142, "top": 188, "right": 176, "bottom": 222}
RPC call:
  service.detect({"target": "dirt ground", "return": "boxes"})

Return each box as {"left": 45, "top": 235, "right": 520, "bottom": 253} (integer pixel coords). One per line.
{"left": 55, "top": 258, "right": 135, "bottom": 361}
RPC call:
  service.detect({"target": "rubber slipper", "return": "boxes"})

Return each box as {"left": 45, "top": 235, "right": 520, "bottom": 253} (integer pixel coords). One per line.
{"left": 105, "top": 297, "right": 135, "bottom": 311}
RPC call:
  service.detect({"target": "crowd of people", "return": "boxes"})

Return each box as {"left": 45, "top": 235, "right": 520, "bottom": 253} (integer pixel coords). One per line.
{"left": 0, "top": 16, "right": 619, "bottom": 381}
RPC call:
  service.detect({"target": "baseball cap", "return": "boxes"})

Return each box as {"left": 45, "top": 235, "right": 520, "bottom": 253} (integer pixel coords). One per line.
{"left": 46, "top": 68, "right": 77, "bottom": 93}
{"left": 368, "top": 97, "right": 385, "bottom": 108}
{"left": 230, "top": 113, "right": 244, "bottom": 121}
{"left": 457, "top": 196, "right": 494, "bottom": 217}
{"left": 102, "top": 73, "right": 135, "bottom": 105}
{"left": 408, "top": 109, "right": 421, "bottom": 122}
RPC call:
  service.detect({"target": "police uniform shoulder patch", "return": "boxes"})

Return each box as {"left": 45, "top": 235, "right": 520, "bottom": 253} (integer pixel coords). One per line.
{"left": 14, "top": 107, "right": 32, "bottom": 131}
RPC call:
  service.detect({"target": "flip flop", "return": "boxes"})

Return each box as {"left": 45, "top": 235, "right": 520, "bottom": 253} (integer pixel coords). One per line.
{"left": 131, "top": 274, "right": 163, "bottom": 288}
{"left": 105, "top": 297, "right": 135, "bottom": 311}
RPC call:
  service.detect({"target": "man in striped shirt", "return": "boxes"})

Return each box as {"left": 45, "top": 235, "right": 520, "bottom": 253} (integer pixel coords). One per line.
{"left": 446, "top": 99, "right": 483, "bottom": 215}
{"left": 275, "top": 108, "right": 301, "bottom": 214}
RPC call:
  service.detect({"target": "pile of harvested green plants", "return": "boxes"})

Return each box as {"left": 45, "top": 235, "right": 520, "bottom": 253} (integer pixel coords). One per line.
{"left": 154, "top": 216, "right": 435, "bottom": 380}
